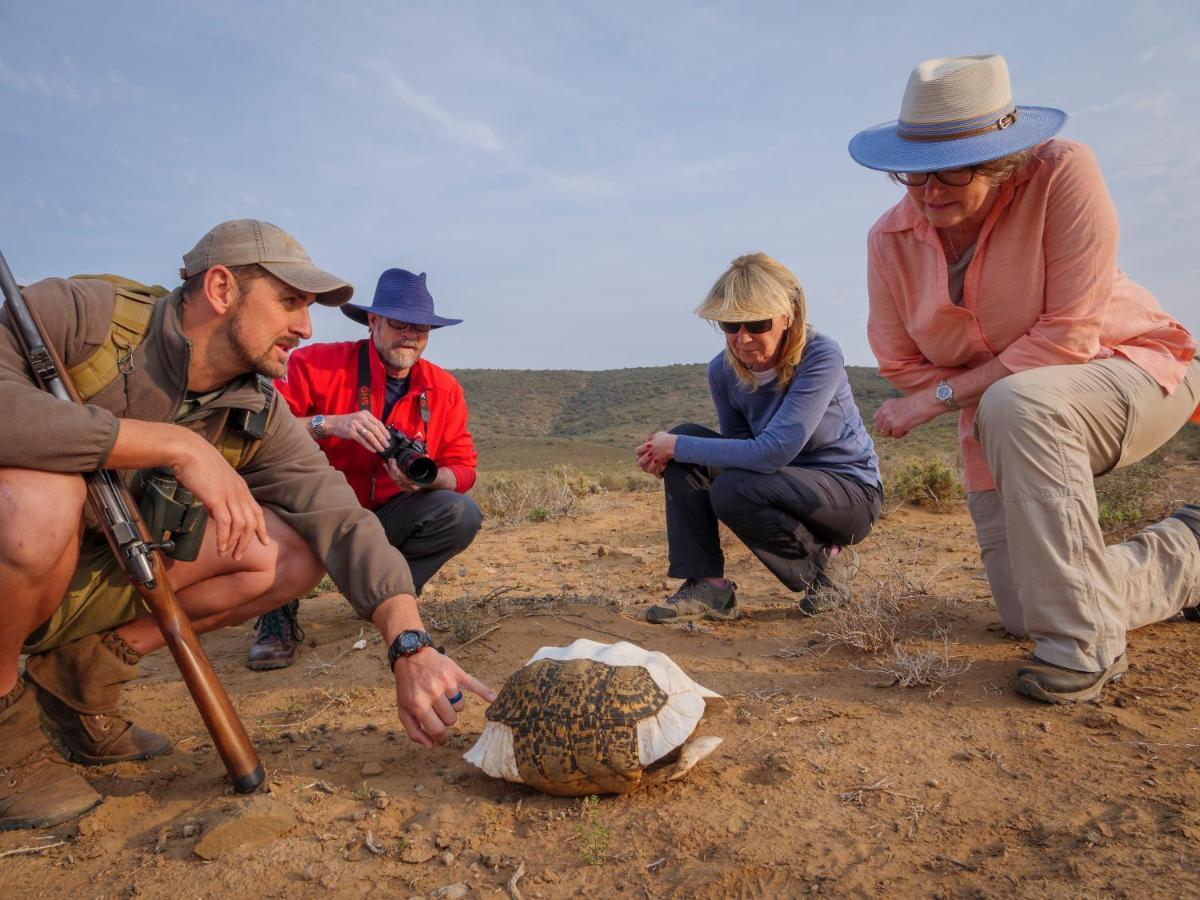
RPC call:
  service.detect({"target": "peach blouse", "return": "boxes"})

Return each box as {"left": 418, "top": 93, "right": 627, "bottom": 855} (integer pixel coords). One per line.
{"left": 867, "top": 139, "right": 1196, "bottom": 492}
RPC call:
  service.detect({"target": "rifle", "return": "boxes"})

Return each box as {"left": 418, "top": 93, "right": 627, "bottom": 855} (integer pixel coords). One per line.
{"left": 0, "top": 251, "right": 263, "bottom": 794}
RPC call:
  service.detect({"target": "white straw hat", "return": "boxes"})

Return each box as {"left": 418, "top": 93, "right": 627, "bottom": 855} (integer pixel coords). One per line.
{"left": 848, "top": 54, "right": 1067, "bottom": 173}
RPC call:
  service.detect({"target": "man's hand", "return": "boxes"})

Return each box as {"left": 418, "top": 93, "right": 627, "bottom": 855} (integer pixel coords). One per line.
{"left": 324, "top": 411, "right": 390, "bottom": 454}
{"left": 372, "top": 593, "right": 494, "bottom": 748}
{"left": 107, "top": 420, "right": 269, "bottom": 560}
{"left": 171, "top": 430, "right": 270, "bottom": 559}
{"left": 391, "top": 648, "right": 495, "bottom": 748}
{"left": 873, "top": 391, "right": 946, "bottom": 440}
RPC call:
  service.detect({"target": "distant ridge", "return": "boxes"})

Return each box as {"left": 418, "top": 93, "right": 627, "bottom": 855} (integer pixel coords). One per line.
{"left": 450, "top": 364, "right": 913, "bottom": 469}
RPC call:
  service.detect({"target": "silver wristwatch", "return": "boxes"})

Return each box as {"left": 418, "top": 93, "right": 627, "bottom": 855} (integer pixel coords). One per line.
{"left": 310, "top": 414, "right": 327, "bottom": 439}
{"left": 935, "top": 380, "right": 960, "bottom": 412}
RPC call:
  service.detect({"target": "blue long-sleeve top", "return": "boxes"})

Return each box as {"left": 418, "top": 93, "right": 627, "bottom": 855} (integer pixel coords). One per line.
{"left": 674, "top": 330, "right": 882, "bottom": 489}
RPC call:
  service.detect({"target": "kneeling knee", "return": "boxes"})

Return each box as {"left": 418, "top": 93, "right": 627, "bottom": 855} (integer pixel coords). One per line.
{"left": 709, "top": 471, "right": 755, "bottom": 524}
{"left": 0, "top": 470, "right": 86, "bottom": 572}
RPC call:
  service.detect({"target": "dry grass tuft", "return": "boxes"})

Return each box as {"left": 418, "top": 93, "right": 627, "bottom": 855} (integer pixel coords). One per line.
{"left": 864, "top": 634, "right": 972, "bottom": 694}
{"left": 475, "top": 465, "right": 603, "bottom": 527}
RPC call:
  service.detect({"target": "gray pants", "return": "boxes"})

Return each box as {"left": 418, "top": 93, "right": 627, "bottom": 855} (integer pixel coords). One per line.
{"left": 374, "top": 490, "right": 482, "bottom": 594}
{"left": 968, "top": 357, "right": 1200, "bottom": 672}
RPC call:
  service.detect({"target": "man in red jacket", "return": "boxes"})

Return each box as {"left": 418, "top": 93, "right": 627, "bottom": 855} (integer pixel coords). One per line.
{"left": 247, "top": 268, "right": 481, "bottom": 669}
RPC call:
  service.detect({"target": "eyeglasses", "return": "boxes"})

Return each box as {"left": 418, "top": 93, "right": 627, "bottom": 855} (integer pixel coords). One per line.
{"left": 718, "top": 319, "right": 773, "bottom": 335}
{"left": 382, "top": 318, "right": 431, "bottom": 334}
{"left": 895, "top": 168, "right": 976, "bottom": 187}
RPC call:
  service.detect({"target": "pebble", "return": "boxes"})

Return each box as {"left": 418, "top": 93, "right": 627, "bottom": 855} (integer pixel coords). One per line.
{"left": 441, "top": 851, "right": 455, "bottom": 866}
{"left": 313, "top": 758, "right": 325, "bottom": 770}
{"left": 429, "top": 884, "right": 469, "bottom": 900}
{"left": 414, "top": 783, "right": 425, "bottom": 794}
{"left": 361, "top": 761, "right": 384, "bottom": 777}
{"left": 926, "top": 778, "right": 940, "bottom": 788}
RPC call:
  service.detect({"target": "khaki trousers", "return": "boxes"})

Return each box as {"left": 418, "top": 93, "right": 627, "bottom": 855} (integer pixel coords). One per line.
{"left": 968, "top": 357, "right": 1200, "bottom": 672}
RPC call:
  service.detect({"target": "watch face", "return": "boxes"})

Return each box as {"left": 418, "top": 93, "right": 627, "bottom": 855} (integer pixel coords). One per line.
{"left": 399, "top": 632, "right": 422, "bottom": 654}
{"left": 936, "top": 384, "right": 952, "bottom": 401}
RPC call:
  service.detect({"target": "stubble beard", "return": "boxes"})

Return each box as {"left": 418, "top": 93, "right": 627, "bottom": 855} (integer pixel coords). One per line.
{"left": 228, "top": 303, "right": 294, "bottom": 379}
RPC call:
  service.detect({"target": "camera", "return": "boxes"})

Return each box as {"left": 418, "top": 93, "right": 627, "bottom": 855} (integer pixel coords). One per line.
{"left": 380, "top": 426, "right": 438, "bottom": 486}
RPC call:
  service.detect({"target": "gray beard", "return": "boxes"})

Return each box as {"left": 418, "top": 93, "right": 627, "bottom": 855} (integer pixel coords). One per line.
{"left": 373, "top": 334, "right": 421, "bottom": 372}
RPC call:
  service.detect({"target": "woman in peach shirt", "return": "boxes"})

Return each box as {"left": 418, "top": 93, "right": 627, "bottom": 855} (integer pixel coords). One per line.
{"left": 849, "top": 54, "right": 1200, "bottom": 704}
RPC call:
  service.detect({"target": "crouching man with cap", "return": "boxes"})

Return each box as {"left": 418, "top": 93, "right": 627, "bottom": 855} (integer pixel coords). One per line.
{"left": 0, "top": 220, "right": 492, "bottom": 830}
{"left": 247, "top": 268, "right": 481, "bottom": 670}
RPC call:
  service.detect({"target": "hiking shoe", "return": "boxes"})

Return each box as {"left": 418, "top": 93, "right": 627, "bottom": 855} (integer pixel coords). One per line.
{"left": 247, "top": 599, "right": 306, "bottom": 671}
{"left": 24, "top": 631, "right": 172, "bottom": 766}
{"left": 0, "top": 681, "right": 101, "bottom": 831}
{"left": 796, "top": 572, "right": 851, "bottom": 616}
{"left": 1015, "top": 654, "right": 1127, "bottom": 705}
{"left": 646, "top": 580, "right": 738, "bottom": 624}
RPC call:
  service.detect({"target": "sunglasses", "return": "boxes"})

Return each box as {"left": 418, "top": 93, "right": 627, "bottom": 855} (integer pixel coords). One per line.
{"left": 718, "top": 319, "right": 774, "bottom": 335}
{"left": 895, "top": 168, "right": 976, "bottom": 187}
{"left": 382, "top": 318, "right": 432, "bottom": 334}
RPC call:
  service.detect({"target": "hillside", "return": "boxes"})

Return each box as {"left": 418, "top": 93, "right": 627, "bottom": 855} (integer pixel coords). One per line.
{"left": 452, "top": 364, "right": 956, "bottom": 471}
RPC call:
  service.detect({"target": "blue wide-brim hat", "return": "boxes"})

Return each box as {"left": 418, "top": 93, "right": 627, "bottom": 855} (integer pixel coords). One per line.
{"left": 341, "top": 268, "right": 462, "bottom": 327}
{"left": 848, "top": 54, "right": 1067, "bottom": 173}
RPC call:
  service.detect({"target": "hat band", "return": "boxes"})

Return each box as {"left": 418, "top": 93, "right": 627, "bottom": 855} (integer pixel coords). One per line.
{"left": 897, "top": 108, "right": 1019, "bottom": 143}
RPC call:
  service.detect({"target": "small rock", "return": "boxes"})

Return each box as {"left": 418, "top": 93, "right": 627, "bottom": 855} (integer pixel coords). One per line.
{"left": 180, "top": 823, "right": 201, "bottom": 838}
{"left": 596, "top": 545, "right": 610, "bottom": 557}
{"left": 374, "top": 797, "right": 390, "bottom": 810}
{"left": 1144, "top": 777, "right": 1158, "bottom": 787}
{"left": 441, "top": 851, "right": 455, "bottom": 866}
{"left": 429, "top": 884, "right": 469, "bottom": 900}
{"left": 361, "top": 761, "right": 384, "bottom": 777}
{"left": 1039, "top": 721, "right": 1051, "bottom": 733}
{"left": 1082, "top": 828, "right": 1102, "bottom": 845}
{"left": 193, "top": 798, "right": 298, "bottom": 861}
{"left": 414, "top": 783, "right": 425, "bottom": 794}
{"left": 926, "top": 778, "right": 940, "bottom": 788}
{"left": 313, "top": 758, "right": 325, "bottom": 770}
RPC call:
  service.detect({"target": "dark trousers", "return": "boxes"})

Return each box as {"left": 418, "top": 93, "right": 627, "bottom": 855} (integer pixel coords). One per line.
{"left": 374, "top": 490, "right": 483, "bottom": 594}
{"left": 664, "top": 424, "right": 881, "bottom": 591}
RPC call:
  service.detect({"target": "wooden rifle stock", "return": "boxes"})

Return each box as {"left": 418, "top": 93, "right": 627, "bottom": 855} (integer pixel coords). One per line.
{"left": 0, "top": 253, "right": 263, "bottom": 793}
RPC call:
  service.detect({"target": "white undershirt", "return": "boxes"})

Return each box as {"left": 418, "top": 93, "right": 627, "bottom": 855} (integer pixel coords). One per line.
{"left": 750, "top": 367, "right": 777, "bottom": 386}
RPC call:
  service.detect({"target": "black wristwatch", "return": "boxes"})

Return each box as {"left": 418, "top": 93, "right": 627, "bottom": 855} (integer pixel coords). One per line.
{"left": 387, "top": 629, "right": 439, "bottom": 671}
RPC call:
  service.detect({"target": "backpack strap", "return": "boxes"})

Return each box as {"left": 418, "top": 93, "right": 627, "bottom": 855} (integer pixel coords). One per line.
{"left": 66, "top": 274, "right": 168, "bottom": 401}
{"left": 219, "top": 376, "right": 276, "bottom": 469}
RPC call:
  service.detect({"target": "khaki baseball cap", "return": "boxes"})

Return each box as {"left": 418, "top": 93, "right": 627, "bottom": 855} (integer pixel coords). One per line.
{"left": 180, "top": 219, "right": 354, "bottom": 307}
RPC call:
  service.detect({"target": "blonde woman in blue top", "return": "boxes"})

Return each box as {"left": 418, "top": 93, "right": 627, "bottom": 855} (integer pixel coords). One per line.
{"left": 637, "top": 253, "right": 882, "bottom": 623}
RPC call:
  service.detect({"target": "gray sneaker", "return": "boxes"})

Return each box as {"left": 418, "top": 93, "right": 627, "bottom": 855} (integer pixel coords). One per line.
{"left": 646, "top": 579, "right": 738, "bottom": 624}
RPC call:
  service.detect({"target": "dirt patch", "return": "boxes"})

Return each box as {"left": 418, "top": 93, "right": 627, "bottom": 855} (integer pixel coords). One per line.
{"left": 6, "top": 474, "right": 1200, "bottom": 898}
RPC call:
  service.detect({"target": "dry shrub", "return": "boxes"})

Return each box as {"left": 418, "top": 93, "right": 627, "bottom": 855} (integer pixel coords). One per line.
{"left": 866, "top": 634, "right": 971, "bottom": 694}
{"left": 816, "top": 588, "right": 900, "bottom": 654}
{"left": 886, "top": 458, "right": 962, "bottom": 510}
{"left": 476, "top": 465, "right": 601, "bottom": 527}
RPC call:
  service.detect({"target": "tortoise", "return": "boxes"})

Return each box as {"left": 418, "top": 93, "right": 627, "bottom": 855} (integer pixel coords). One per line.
{"left": 463, "top": 638, "right": 723, "bottom": 796}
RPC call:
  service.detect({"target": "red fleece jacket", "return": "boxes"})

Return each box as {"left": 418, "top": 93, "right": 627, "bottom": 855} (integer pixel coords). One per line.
{"left": 276, "top": 340, "right": 477, "bottom": 509}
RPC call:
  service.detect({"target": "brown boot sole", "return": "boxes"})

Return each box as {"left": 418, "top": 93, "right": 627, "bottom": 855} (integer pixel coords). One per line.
{"left": 0, "top": 795, "right": 102, "bottom": 832}
{"left": 246, "top": 655, "right": 297, "bottom": 672}
{"left": 1015, "top": 655, "right": 1128, "bottom": 705}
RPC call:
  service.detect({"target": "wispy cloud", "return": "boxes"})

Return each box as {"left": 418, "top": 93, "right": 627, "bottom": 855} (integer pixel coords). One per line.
{"left": 0, "top": 55, "right": 83, "bottom": 102}
{"left": 361, "top": 58, "right": 502, "bottom": 153}
{"left": 1074, "top": 91, "right": 1175, "bottom": 117}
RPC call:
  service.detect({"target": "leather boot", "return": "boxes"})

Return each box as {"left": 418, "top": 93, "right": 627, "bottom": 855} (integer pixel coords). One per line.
{"left": 247, "top": 599, "right": 305, "bottom": 671}
{"left": 25, "top": 631, "right": 171, "bottom": 766}
{"left": 0, "top": 679, "right": 101, "bottom": 830}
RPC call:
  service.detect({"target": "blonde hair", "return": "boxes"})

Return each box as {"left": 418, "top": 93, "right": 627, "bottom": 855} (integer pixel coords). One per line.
{"left": 696, "top": 252, "right": 809, "bottom": 390}
{"left": 887, "top": 146, "right": 1038, "bottom": 187}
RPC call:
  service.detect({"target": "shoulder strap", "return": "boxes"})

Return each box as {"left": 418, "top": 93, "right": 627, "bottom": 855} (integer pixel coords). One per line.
{"left": 221, "top": 376, "right": 276, "bottom": 469}
{"left": 66, "top": 274, "right": 168, "bottom": 401}
{"left": 356, "top": 341, "right": 372, "bottom": 412}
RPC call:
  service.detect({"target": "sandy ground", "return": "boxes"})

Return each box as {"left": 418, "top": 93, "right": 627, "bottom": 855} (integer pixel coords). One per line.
{"left": 5, "top": 480, "right": 1200, "bottom": 899}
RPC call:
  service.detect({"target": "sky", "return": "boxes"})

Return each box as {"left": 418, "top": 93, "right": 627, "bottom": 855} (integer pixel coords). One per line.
{"left": 2, "top": 1, "right": 1198, "bottom": 370}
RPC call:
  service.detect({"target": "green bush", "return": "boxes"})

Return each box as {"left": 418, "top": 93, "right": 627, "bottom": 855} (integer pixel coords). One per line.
{"left": 886, "top": 458, "right": 963, "bottom": 509}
